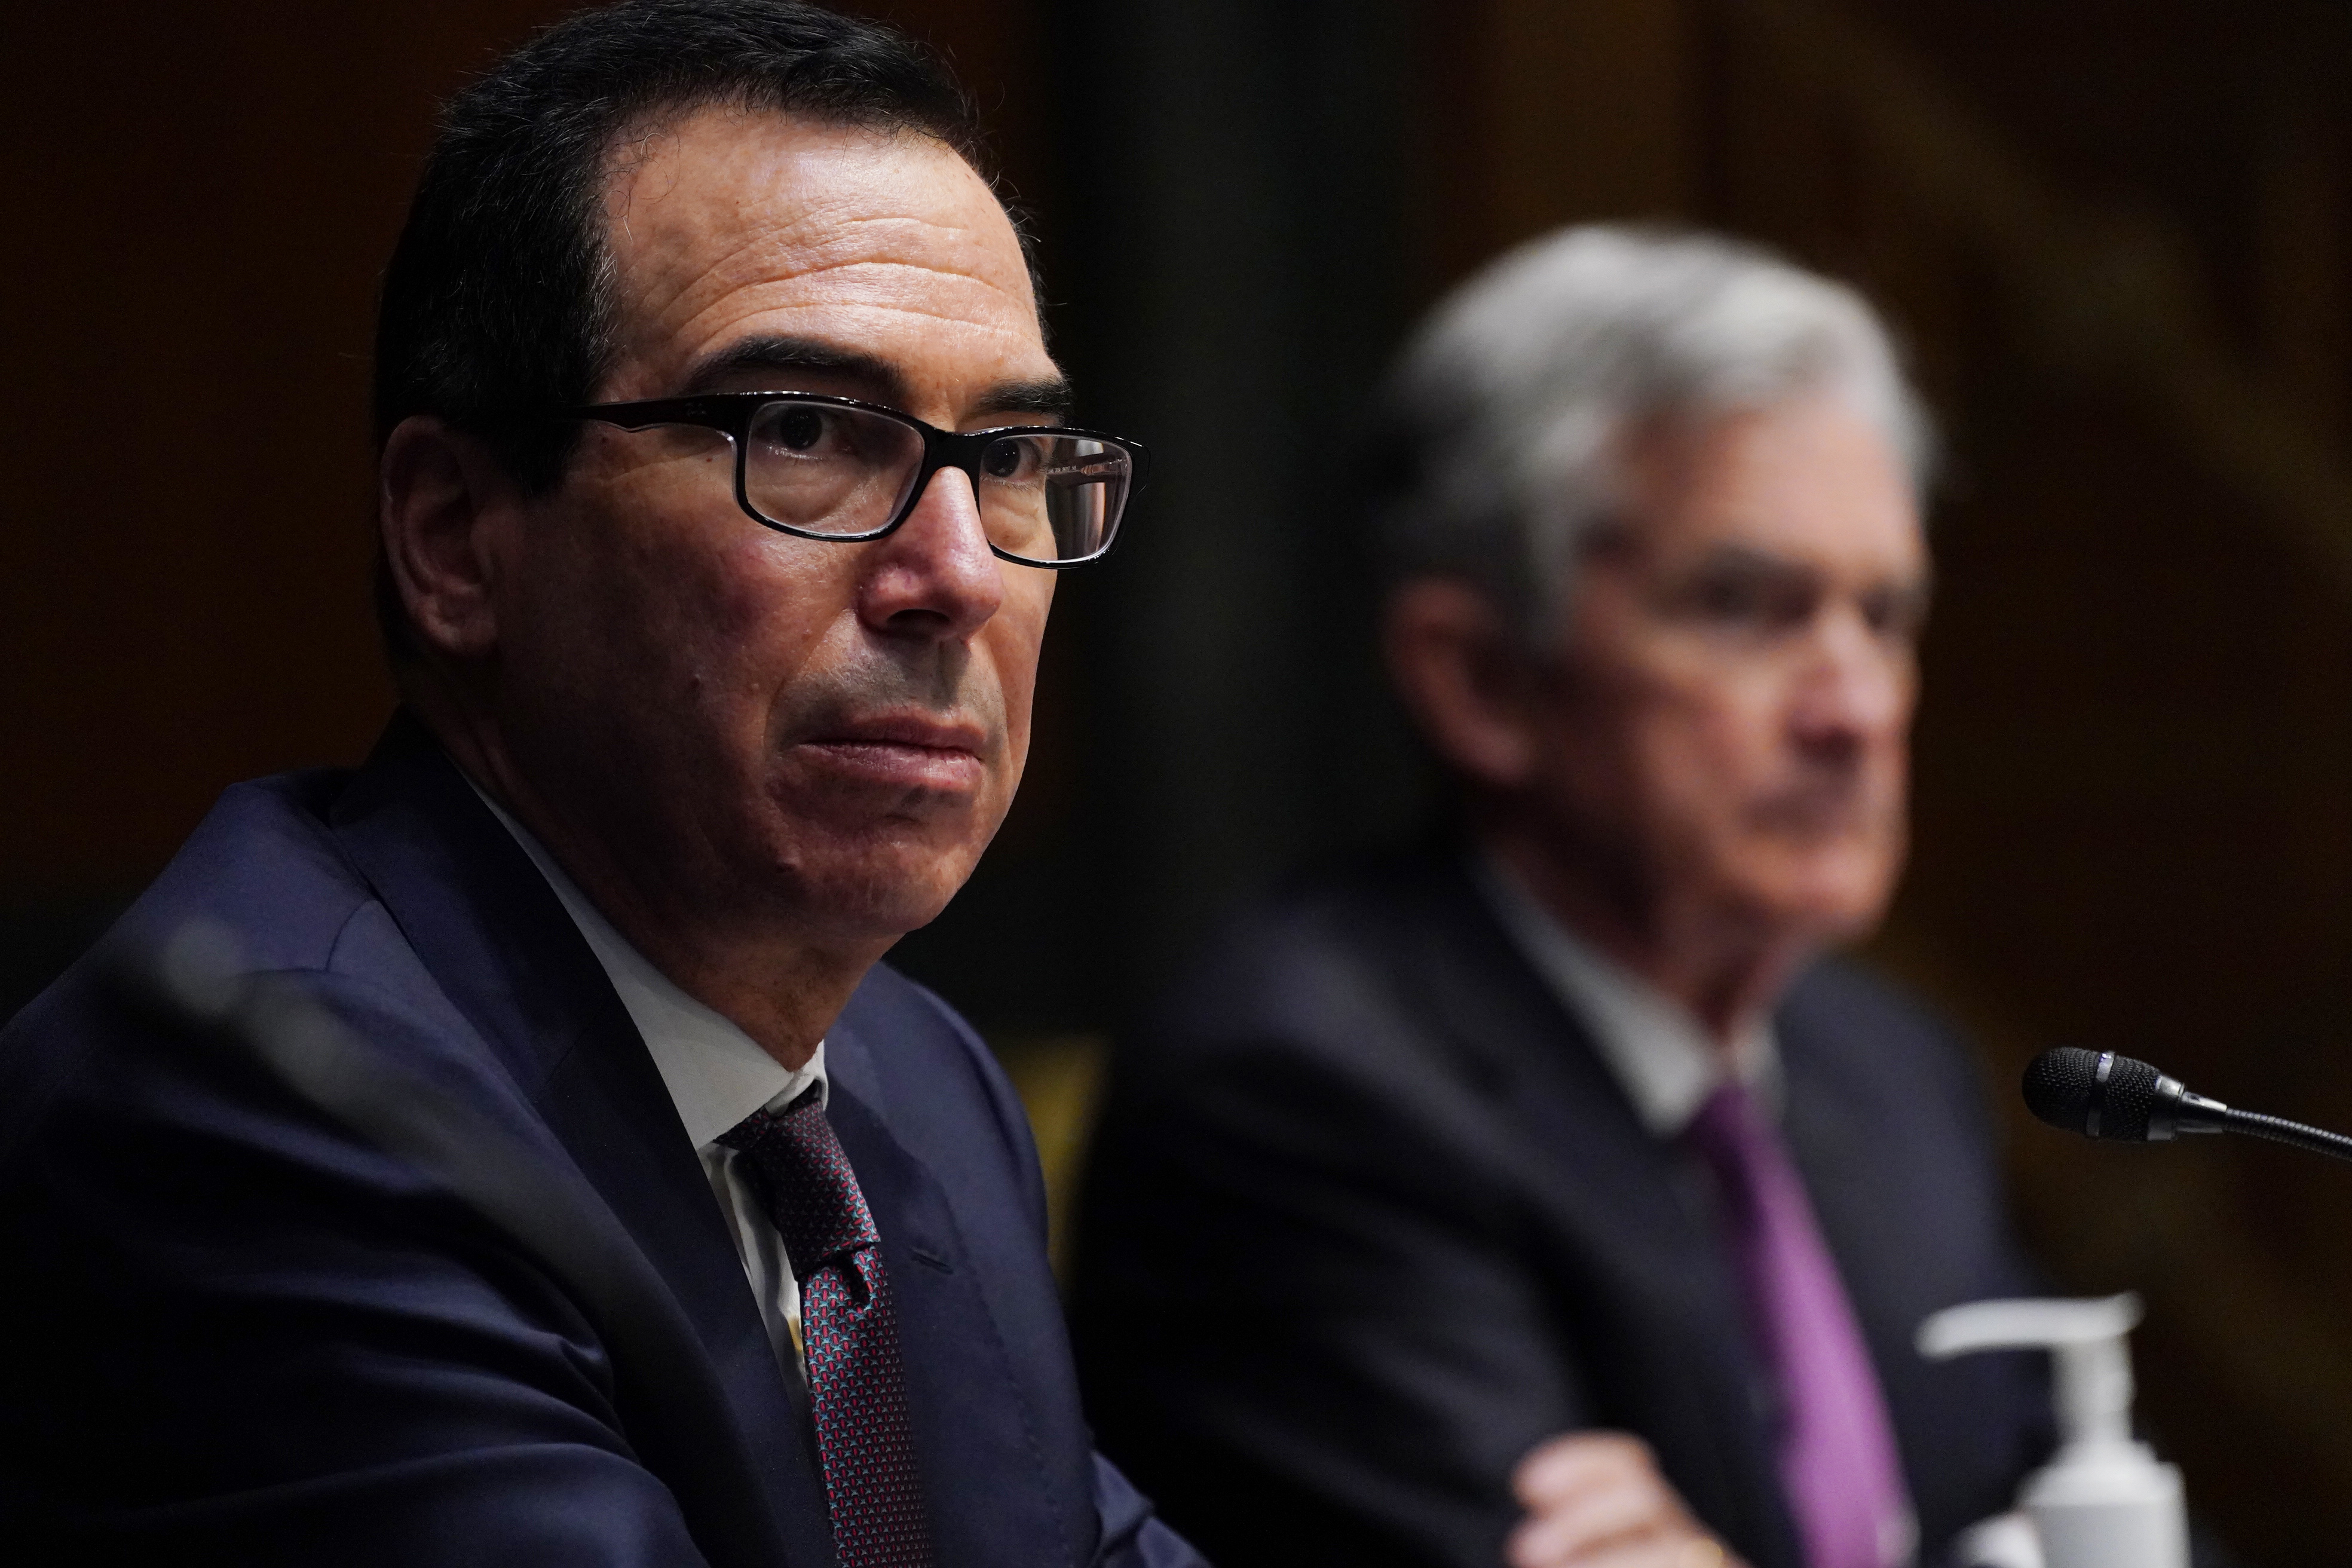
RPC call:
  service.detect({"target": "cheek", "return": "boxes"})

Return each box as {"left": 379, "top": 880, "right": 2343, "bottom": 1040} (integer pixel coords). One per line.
{"left": 1633, "top": 668, "right": 1781, "bottom": 818}
{"left": 636, "top": 520, "right": 857, "bottom": 713}
{"left": 513, "top": 517, "right": 870, "bottom": 808}
{"left": 1628, "top": 669, "right": 1856, "bottom": 905}
{"left": 694, "top": 539, "right": 839, "bottom": 673}
{"left": 977, "top": 572, "right": 1052, "bottom": 730}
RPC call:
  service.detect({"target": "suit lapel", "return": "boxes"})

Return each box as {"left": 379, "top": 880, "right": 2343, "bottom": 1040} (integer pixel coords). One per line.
{"left": 1406, "top": 859, "right": 1805, "bottom": 1567}
{"left": 825, "top": 1021, "right": 1077, "bottom": 1568}
{"left": 328, "top": 713, "right": 837, "bottom": 1567}
{"left": 1419, "top": 862, "right": 1747, "bottom": 1321}
{"left": 531, "top": 1009, "right": 837, "bottom": 1568}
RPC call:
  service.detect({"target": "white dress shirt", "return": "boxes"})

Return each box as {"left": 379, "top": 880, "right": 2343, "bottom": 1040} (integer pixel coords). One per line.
{"left": 1469, "top": 852, "right": 1781, "bottom": 1135}
{"left": 474, "top": 786, "right": 823, "bottom": 1374}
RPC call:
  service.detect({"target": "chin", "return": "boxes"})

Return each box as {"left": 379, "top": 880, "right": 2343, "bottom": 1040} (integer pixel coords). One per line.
{"left": 748, "top": 773, "right": 1013, "bottom": 936}
{"left": 779, "top": 830, "right": 985, "bottom": 943}
{"left": 1737, "top": 844, "right": 1901, "bottom": 945}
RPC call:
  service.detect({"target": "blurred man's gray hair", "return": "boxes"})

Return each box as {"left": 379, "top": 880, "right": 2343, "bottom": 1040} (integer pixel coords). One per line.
{"left": 1370, "top": 224, "right": 1932, "bottom": 639}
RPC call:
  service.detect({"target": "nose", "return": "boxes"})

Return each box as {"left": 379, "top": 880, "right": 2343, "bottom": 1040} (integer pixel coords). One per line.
{"left": 856, "top": 466, "right": 1005, "bottom": 642}
{"left": 1791, "top": 604, "right": 1913, "bottom": 756}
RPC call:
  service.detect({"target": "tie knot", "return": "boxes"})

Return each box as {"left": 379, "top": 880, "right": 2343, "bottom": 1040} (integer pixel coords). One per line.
{"left": 718, "top": 1092, "right": 878, "bottom": 1279}
{"left": 1680, "top": 1082, "right": 1781, "bottom": 1214}
{"left": 1685, "top": 1080, "right": 1762, "bottom": 1141}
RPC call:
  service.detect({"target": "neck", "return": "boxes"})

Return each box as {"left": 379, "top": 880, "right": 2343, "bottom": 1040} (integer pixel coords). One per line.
{"left": 1475, "top": 807, "right": 1811, "bottom": 1050}
{"left": 408, "top": 682, "right": 871, "bottom": 1072}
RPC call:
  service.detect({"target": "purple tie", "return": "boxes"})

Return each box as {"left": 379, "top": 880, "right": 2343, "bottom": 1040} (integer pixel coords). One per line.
{"left": 1683, "top": 1083, "right": 1911, "bottom": 1568}
{"left": 721, "top": 1094, "right": 933, "bottom": 1568}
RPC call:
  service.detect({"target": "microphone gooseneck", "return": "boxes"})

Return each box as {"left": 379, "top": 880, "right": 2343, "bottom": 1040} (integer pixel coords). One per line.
{"left": 2219, "top": 1107, "right": 2352, "bottom": 1163}
{"left": 2022, "top": 1046, "right": 2352, "bottom": 1165}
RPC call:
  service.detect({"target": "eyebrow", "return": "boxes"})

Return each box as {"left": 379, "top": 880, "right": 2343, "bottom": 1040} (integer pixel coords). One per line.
{"left": 1695, "top": 542, "right": 1934, "bottom": 597}
{"left": 1699, "top": 544, "right": 1816, "bottom": 578}
{"left": 682, "top": 336, "right": 913, "bottom": 406}
{"left": 680, "top": 335, "right": 1074, "bottom": 425}
{"left": 976, "top": 376, "right": 1076, "bottom": 424}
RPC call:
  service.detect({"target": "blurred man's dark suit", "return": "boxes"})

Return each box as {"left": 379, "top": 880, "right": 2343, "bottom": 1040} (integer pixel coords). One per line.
{"left": 0, "top": 714, "right": 1196, "bottom": 1568}
{"left": 1073, "top": 846, "right": 2048, "bottom": 1568}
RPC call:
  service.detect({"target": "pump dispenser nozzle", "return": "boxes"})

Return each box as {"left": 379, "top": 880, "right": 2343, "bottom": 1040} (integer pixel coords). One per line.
{"left": 1918, "top": 1295, "right": 2185, "bottom": 1568}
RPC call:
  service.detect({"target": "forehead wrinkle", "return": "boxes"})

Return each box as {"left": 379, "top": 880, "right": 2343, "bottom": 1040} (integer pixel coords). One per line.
{"left": 676, "top": 310, "right": 1045, "bottom": 405}
{"left": 703, "top": 210, "right": 1027, "bottom": 308}
{"left": 599, "top": 120, "right": 1044, "bottom": 398}
{"left": 630, "top": 222, "right": 1036, "bottom": 368}
{"left": 601, "top": 108, "right": 1018, "bottom": 274}
{"left": 660, "top": 256, "right": 1042, "bottom": 376}
{"left": 703, "top": 244, "right": 1027, "bottom": 313}
{"left": 664, "top": 169, "right": 1022, "bottom": 281}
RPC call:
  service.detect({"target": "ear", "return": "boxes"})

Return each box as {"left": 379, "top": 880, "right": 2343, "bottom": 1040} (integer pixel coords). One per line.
{"left": 1382, "top": 578, "right": 1545, "bottom": 791}
{"left": 378, "top": 416, "right": 520, "bottom": 661}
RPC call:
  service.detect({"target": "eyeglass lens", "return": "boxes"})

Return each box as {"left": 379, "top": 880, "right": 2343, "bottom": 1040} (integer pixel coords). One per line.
{"left": 744, "top": 400, "right": 1130, "bottom": 563}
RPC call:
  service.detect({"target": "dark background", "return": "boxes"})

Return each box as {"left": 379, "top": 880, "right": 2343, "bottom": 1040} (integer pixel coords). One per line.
{"left": 7, "top": 1, "right": 2352, "bottom": 1557}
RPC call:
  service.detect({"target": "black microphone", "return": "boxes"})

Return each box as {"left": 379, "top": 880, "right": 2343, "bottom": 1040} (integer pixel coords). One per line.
{"left": 2023, "top": 1046, "right": 2352, "bottom": 1165}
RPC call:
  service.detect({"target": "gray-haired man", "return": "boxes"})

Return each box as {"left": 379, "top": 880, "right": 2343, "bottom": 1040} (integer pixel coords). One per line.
{"left": 1074, "top": 228, "right": 2048, "bottom": 1568}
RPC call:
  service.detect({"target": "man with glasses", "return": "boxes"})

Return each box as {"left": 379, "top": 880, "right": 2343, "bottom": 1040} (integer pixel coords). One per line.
{"left": 0, "top": 4, "right": 1190, "bottom": 1566}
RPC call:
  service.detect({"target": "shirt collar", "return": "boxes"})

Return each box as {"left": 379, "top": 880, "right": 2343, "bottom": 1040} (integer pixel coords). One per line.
{"left": 1469, "top": 850, "right": 1779, "bottom": 1136}
{"left": 467, "top": 780, "right": 826, "bottom": 1148}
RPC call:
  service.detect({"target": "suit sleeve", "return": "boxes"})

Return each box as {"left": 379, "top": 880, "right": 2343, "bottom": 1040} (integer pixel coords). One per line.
{"left": 0, "top": 976, "right": 714, "bottom": 1567}
{"left": 1074, "top": 1015, "right": 1590, "bottom": 1568}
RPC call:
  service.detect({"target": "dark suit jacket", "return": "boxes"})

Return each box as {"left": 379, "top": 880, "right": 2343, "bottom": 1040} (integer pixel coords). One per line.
{"left": 0, "top": 714, "right": 1203, "bottom": 1568}
{"left": 1072, "top": 849, "right": 2047, "bottom": 1568}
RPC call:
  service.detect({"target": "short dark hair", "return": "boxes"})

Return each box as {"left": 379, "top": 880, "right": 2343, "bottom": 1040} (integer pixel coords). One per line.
{"left": 370, "top": 0, "right": 991, "bottom": 660}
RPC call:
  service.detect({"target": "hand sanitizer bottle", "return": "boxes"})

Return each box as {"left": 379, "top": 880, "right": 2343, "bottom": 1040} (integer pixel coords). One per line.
{"left": 1917, "top": 1294, "right": 2186, "bottom": 1568}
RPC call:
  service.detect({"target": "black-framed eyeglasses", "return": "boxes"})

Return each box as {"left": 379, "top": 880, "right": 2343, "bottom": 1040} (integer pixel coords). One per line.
{"left": 557, "top": 391, "right": 1147, "bottom": 568}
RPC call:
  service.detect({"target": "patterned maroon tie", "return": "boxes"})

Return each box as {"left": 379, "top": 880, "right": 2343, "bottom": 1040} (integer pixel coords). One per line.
{"left": 721, "top": 1092, "right": 933, "bottom": 1568}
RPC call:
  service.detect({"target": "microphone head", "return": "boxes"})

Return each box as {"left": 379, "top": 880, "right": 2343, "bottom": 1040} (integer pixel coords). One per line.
{"left": 2022, "top": 1047, "right": 2100, "bottom": 1132}
{"left": 2023, "top": 1046, "right": 2163, "bottom": 1141}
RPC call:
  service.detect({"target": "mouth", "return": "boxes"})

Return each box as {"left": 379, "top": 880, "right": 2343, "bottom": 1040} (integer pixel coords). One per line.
{"left": 794, "top": 711, "right": 990, "bottom": 794}
{"left": 1751, "top": 778, "right": 1880, "bottom": 837}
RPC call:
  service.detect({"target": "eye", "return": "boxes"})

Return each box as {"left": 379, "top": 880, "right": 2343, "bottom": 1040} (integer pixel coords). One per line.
{"left": 1860, "top": 583, "right": 1930, "bottom": 641}
{"left": 982, "top": 439, "right": 1031, "bottom": 480}
{"left": 1685, "top": 566, "right": 1815, "bottom": 630}
{"left": 1695, "top": 572, "right": 1768, "bottom": 621}
{"left": 774, "top": 405, "right": 826, "bottom": 453}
